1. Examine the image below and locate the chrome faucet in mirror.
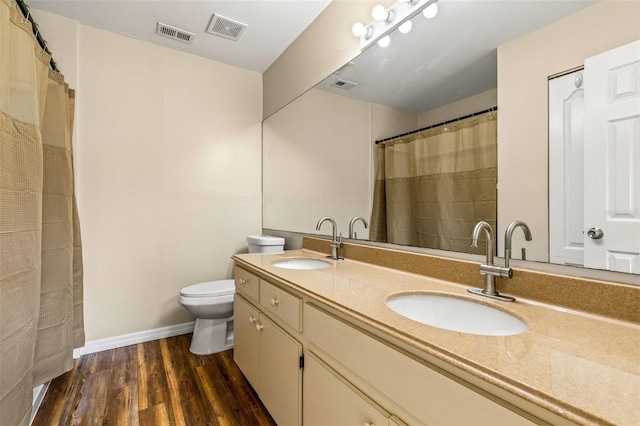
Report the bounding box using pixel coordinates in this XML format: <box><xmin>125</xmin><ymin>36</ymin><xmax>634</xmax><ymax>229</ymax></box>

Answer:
<box><xmin>349</xmin><ymin>216</ymin><xmax>369</xmax><ymax>240</ymax></box>
<box><xmin>316</xmin><ymin>217</ymin><xmax>344</xmax><ymax>261</ymax></box>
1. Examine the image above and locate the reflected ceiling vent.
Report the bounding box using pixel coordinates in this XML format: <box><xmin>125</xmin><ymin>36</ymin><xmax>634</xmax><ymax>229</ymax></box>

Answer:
<box><xmin>156</xmin><ymin>22</ymin><xmax>195</xmax><ymax>44</ymax></box>
<box><xmin>331</xmin><ymin>79</ymin><xmax>358</xmax><ymax>90</ymax></box>
<box><xmin>206</xmin><ymin>14</ymin><xmax>248</xmax><ymax>41</ymax></box>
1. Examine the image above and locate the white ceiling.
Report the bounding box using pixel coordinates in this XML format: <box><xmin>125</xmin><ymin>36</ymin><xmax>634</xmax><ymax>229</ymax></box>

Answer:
<box><xmin>29</xmin><ymin>0</ymin><xmax>331</xmax><ymax>73</ymax></box>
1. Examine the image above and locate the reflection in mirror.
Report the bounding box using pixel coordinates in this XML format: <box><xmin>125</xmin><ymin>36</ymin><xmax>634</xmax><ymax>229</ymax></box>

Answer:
<box><xmin>369</xmin><ymin>110</ymin><xmax>497</xmax><ymax>255</ymax></box>
<box><xmin>549</xmin><ymin>41</ymin><xmax>640</xmax><ymax>275</ymax></box>
<box><xmin>263</xmin><ymin>0</ymin><xmax>640</xmax><ymax>275</ymax></box>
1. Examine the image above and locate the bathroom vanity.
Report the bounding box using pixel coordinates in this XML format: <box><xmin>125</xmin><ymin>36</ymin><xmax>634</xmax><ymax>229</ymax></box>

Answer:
<box><xmin>232</xmin><ymin>238</ymin><xmax>639</xmax><ymax>426</ymax></box>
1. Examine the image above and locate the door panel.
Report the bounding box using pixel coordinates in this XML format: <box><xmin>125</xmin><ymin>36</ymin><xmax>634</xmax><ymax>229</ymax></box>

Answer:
<box><xmin>584</xmin><ymin>40</ymin><xmax>640</xmax><ymax>273</ymax></box>
<box><xmin>549</xmin><ymin>70</ymin><xmax>585</xmax><ymax>266</ymax></box>
<box><xmin>233</xmin><ymin>296</ymin><xmax>260</xmax><ymax>391</ymax></box>
<box><xmin>258</xmin><ymin>314</ymin><xmax>302</xmax><ymax>426</ymax></box>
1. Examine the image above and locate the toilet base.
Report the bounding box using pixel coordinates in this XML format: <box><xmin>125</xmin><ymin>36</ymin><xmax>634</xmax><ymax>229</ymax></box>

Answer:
<box><xmin>189</xmin><ymin>317</ymin><xmax>234</xmax><ymax>355</ymax></box>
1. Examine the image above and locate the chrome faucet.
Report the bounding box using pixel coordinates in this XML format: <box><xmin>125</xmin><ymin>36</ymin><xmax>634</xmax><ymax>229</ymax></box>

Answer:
<box><xmin>468</xmin><ymin>221</ymin><xmax>513</xmax><ymax>302</ymax></box>
<box><xmin>468</xmin><ymin>220</ymin><xmax>533</xmax><ymax>302</ymax></box>
<box><xmin>504</xmin><ymin>220</ymin><xmax>533</xmax><ymax>269</ymax></box>
<box><xmin>348</xmin><ymin>216</ymin><xmax>369</xmax><ymax>239</ymax></box>
<box><xmin>316</xmin><ymin>216</ymin><xmax>344</xmax><ymax>260</ymax></box>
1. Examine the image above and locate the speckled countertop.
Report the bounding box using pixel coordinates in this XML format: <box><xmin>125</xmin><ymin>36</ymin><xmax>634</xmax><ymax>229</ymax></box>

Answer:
<box><xmin>233</xmin><ymin>248</ymin><xmax>640</xmax><ymax>426</ymax></box>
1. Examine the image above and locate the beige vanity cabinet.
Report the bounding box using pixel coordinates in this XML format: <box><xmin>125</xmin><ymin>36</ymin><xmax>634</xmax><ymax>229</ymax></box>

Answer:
<box><xmin>303</xmin><ymin>351</ymin><xmax>392</xmax><ymax>426</ymax></box>
<box><xmin>304</xmin><ymin>303</ymin><xmax>537</xmax><ymax>426</ymax></box>
<box><xmin>233</xmin><ymin>267</ymin><xmax>303</xmax><ymax>426</ymax></box>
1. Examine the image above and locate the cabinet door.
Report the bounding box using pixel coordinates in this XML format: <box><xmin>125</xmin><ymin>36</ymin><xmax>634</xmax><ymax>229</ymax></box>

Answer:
<box><xmin>303</xmin><ymin>352</ymin><xmax>389</xmax><ymax>426</ymax></box>
<box><xmin>233</xmin><ymin>296</ymin><xmax>260</xmax><ymax>391</ymax></box>
<box><xmin>258</xmin><ymin>314</ymin><xmax>302</xmax><ymax>426</ymax></box>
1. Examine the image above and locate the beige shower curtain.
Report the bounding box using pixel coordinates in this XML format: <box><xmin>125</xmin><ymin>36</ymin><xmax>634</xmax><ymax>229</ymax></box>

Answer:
<box><xmin>0</xmin><ymin>1</ymin><xmax>84</xmax><ymax>425</ymax></box>
<box><xmin>370</xmin><ymin>111</ymin><xmax>497</xmax><ymax>253</ymax></box>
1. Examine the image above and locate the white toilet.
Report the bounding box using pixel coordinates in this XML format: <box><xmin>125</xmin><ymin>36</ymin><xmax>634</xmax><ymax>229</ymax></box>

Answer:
<box><xmin>179</xmin><ymin>279</ymin><xmax>236</xmax><ymax>355</ymax></box>
<box><xmin>178</xmin><ymin>235</ymin><xmax>285</xmax><ymax>355</ymax></box>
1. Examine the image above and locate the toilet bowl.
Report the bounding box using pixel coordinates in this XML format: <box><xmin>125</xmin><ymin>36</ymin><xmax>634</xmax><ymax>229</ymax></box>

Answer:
<box><xmin>178</xmin><ymin>235</ymin><xmax>285</xmax><ymax>355</ymax></box>
<box><xmin>178</xmin><ymin>279</ymin><xmax>235</xmax><ymax>355</ymax></box>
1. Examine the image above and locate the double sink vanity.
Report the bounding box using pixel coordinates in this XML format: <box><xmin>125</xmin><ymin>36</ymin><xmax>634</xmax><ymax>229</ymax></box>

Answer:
<box><xmin>232</xmin><ymin>237</ymin><xmax>639</xmax><ymax>426</ymax></box>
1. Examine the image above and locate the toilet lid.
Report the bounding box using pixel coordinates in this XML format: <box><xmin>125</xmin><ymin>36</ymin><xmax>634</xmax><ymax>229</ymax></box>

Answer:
<box><xmin>180</xmin><ymin>279</ymin><xmax>235</xmax><ymax>297</ymax></box>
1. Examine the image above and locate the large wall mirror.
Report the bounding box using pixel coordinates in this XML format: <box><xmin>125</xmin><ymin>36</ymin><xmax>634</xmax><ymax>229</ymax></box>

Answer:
<box><xmin>263</xmin><ymin>0</ymin><xmax>640</xmax><ymax>277</ymax></box>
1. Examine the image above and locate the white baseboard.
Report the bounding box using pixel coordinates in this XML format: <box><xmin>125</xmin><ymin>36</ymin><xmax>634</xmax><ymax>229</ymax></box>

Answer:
<box><xmin>30</xmin><ymin>382</ymin><xmax>50</xmax><ymax>426</ymax></box>
<box><xmin>73</xmin><ymin>321</ymin><xmax>195</xmax><ymax>358</ymax></box>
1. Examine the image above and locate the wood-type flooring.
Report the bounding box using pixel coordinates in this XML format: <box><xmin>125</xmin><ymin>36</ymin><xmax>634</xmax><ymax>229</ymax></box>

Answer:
<box><xmin>32</xmin><ymin>334</ymin><xmax>276</xmax><ymax>426</ymax></box>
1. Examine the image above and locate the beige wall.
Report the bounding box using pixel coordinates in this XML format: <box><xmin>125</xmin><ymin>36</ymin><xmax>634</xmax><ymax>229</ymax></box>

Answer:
<box><xmin>418</xmin><ymin>89</ymin><xmax>497</xmax><ymax>128</ymax></box>
<box><xmin>263</xmin><ymin>88</ymin><xmax>373</xmax><ymax>237</ymax></box>
<box><xmin>263</xmin><ymin>0</ymin><xmax>393</xmax><ymax>119</ymax></box>
<box><xmin>498</xmin><ymin>0</ymin><xmax>640</xmax><ymax>261</ymax></box>
<box><xmin>263</xmin><ymin>89</ymin><xmax>417</xmax><ymax>239</ymax></box>
<box><xmin>33</xmin><ymin>12</ymin><xmax>263</xmax><ymax>341</ymax></box>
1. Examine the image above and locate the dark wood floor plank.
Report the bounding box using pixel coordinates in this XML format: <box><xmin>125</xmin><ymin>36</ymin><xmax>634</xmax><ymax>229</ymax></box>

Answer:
<box><xmin>138</xmin><ymin>339</ymin><xmax>175</xmax><ymax>424</ymax></box>
<box><xmin>89</xmin><ymin>348</ymin><xmax>114</xmax><ymax>374</ymax></box>
<box><xmin>160</xmin><ymin>338</ymin><xmax>187</xmax><ymax>426</ymax></box>
<box><xmin>167</xmin><ymin>334</ymin><xmax>219</xmax><ymax>425</ymax></box>
<box><xmin>139</xmin><ymin>402</ymin><xmax>172</xmax><ymax>426</ymax></box>
<box><xmin>74</xmin><ymin>368</ymin><xmax>110</xmax><ymax>425</ymax></box>
<box><xmin>103</xmin><ymin>384</ymin><xmax>139</xmax><ymax>426</ymax></box>
<box><xmin>110</xmin><ymin>344</ymin><xmax>138</xmax><ymax>390</ymax></box>
<box><xmin>32</xmin><ymin>334</ymin><xmax>274</xmax><ymax>426</ymax></box>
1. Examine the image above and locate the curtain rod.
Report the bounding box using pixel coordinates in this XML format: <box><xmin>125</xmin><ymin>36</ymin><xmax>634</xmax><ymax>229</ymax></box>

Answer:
<box><xmin>375</xmin><ymin>106</ymin><xmax>498</xmax><ymax>145</ymax></box>
<box><xmin>15</xmin><ymin>0</ymin><xmax>60</xmax><ymax>72</ymax></box>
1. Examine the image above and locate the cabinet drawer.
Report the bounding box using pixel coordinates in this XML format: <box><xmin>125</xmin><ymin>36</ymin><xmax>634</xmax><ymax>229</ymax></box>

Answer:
<box><xmin>304</xmin><ymin>351</ymin><xmax>389</xmax><ymax>426</ymax></box>
<box><xmin>260</xmin><ymin>280</ymin><xmax>302</xmax><ymax>332</ymax></box>
<box><xmin>234</xmin><ymin>266</ymin><xmax>259</xmax><ymax>301</ymax></box>
<box><xmin>304</xmin><ymin>304</ymin><xmax>535</xmax><ymax>426</ymax></box>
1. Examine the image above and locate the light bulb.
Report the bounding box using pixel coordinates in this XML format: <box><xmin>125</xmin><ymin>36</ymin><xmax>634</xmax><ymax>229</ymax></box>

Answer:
<box><xmin>399</xmin><ymin>21</ymin><xmax>412</xmax><ymax>34</ymax></box>
<box><xmin>377</xmin><ymin>35</ymin><xmax>391</xmax><ymax>48</ymax></box>
<box><xmin>422</xmin><ymin>3</ymin><xmax>438</xmax><ymax>19</ymax></box>
<box><xmin>352</xmin><ymin>22</ymin><xmax>365</xmax><ymax>37</ymax></box>
<box><xmin>372</xmin><ymin>5</ymin><xmax>390</xmax><ymax>21</ymax></box>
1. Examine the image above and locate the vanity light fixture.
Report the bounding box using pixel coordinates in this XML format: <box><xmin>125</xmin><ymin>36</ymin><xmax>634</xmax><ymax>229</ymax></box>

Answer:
<box><xmin>353</xmin><ymin>0</ymin><xmax>438</xmax><ymax>50</ymax></box>
<box><xmin>378</xmin><ymin>35</ymin><xmax>391</xmax><ymax>48</ymax></box>
<box><xmin>352</xmin><ymin>22</ymin><xmax>373</xmax><ymax>39</ymax></box>
<box><xmin>422</xmin><ymin>3</ymin><xmax>438</xmax><ymax>19</ymax></box>
<box><xmin>372</xmin><ymin>5</ymin><xmax>394</xmax><ymax>22</ymax></box>
<box><xmin>399</xmin><ymin>21</ymin><xmax>412</xmax><ymax>34</ymax></box>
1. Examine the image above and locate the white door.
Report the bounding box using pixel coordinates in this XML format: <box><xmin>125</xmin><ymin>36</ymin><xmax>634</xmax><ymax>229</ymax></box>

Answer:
<box><xmin>584</xmin><ymin>40</ymin><xmax>640</xmax><ymax>273</ymax></box>
<box><xmin>549</xmin><ymin>70</ymin><xmax>585</xmax><ymax>267</ymax></box>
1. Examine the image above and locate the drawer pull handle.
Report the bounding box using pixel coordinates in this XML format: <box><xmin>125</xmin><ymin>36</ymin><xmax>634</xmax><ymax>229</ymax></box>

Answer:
<box><xmin>270</xmin><ymin>297</ymin><xmax>279</xmax><ymax>307</ymax></box>
<box><xmin>255</xmin><ymin>323</ymin><xmax>264</xmax><ymax>332</ymax></box>
<box><xmin>239</xmin><ymin>278</ymin><xmax>247</xmax><ymax>285</ymax></box>
<box><xmin>364</xmin><ymin>423</ymin><xmax>375</xmax><ymax>426</ymax></box>
<box><xmin>248</xmin><ymin>316</ymin><xmax>256</xmax><ymax>324</ymax></box>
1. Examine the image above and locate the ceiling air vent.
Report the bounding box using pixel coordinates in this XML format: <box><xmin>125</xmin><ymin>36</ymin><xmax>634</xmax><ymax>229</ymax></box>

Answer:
<box><xmin>331</xmin><ymin>80</ymin><xmax>358</xmax><ymax>90</ymax></box>
<box><xmin>156</xmin><ymin>22</ymin><xmax>195</xmax><ymax>44</ymax></box>
<box><xmin>206</xmin><ymin>14</ymin><xmax>248</xmax><ymax>41</ymax></box>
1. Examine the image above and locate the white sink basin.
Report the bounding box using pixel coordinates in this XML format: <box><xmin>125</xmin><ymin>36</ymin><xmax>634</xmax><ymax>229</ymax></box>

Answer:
<box><xmin>272</xmin><ymin>258</ymin><xmax>331</xmax><ymax>270</ymax></box>
<box><xmin>386</xmin><ymin>294</ymin><xmax>527</xmax><ymax>336</ymax></box>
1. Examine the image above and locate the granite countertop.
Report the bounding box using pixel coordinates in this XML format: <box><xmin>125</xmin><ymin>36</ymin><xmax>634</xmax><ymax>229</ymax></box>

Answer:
<box><xmin>233</xmin><ymin>249</ymin><xmax>640</xmax><ymax>426</ymax></box>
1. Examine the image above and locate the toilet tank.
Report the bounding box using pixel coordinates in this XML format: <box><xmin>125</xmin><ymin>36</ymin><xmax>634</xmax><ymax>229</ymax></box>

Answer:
<box><xmin>247</xmin><ymin>235</ymin><xmax>285</xmax><ymax>253</ymax></box>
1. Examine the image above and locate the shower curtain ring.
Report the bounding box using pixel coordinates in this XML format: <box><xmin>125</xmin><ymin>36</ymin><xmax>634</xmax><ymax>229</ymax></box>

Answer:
<box><xmin>42</xmin><ymin>40</ymin><xmax>48</xmax><ymax>54</ymax></box>
<box><xmin>21</xmin><ymin>5</ymin><xmax>31</xmax><ymax>24</ymax></box>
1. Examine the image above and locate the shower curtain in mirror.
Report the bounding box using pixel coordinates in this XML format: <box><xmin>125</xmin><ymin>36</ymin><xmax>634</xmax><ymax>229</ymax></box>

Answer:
<box><xmin>1</xmin><ymin>1</ymin><xmax>84</xmax><ymax>425</ymax></box>
<box><xmin>370</xmin><ymin>111</ymin><xmax>497</xmax><ymax>253</ymax></box>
